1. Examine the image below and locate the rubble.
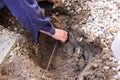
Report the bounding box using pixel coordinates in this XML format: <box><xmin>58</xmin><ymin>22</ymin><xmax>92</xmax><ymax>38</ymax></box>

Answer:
<box><xmin>82</xmin><ymin>0</ymin><xmax>120</xmax><ymax>79</ymax></box>
<box><xmin>0</xmin><ymin>26</ymin><xmax>18</xmax><ymax>64</ymax></box>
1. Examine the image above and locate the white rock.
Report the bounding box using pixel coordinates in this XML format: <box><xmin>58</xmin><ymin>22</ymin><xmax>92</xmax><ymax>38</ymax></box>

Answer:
<box><xmin>104</xmin><ymin>66</ymin><xmax>110</xmax><ymax>70</ymax></box>
<box><xmin>109</xmin><ymin>57</ymin><xmax>117</xmax><ymax>62</ymax></box>
<box><xmin>117</xmin><ymin>66</ymin><xmax>120</xmax><ymax>71</ymax></box>
<box><xmin>77</xmin><ymin>37</ymin><xmax>83</xmax><ymax>43</ymax></box>
<box><xmin>112</xmin><ymin>67</ymin><xmax>117</xmax><ymax>71</ymax></box>
<box><xmin>118</xmin><ymin>61</ymin><xmax>120</xmax><ymax>65</ymax></box>
<box><xmin>111</xmin><ymin>31</ymin><xmax>120</xmax><ymax>61</ymax></box>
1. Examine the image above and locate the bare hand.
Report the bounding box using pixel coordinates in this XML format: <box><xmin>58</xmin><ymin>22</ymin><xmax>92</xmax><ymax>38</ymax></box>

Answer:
<box><xmin>51</xmin><ymin>28</ymin><xmax>68</xmax><ymax>43</ymax></box>
<box><xmin>40</xmin><ymin>28</ymin><xmax>68</xmax><ymax>43</ymax></box>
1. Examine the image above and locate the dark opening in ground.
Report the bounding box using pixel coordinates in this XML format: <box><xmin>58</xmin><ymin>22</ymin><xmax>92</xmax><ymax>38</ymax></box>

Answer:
<box><xmin>0</xmin><ymin>2</ymin><xmax>105</xmax><ymax>80</ymax></box>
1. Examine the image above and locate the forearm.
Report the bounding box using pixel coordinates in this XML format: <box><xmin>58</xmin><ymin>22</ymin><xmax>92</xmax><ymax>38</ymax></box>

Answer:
<box><xmin>0</xmin><ymin>0</ymin><xmax>5</xmax><ymax>9</ymax></box>
<box><xmin>3</xmin><ymin>0</ymin><xmax>55</xmax><ymax>43</ymax></box>
<box><xmin>38</xmin><ymin>0</ymin><xmax>58</xmax><ymax>3</ymax></box>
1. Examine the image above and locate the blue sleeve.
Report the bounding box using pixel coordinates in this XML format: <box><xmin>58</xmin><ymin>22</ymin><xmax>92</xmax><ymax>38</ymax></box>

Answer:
<box><xmin>3</xmin><ymin>0</ymin><xmax>55</xmax><ymax>43</ymax></box>
<box><xmin>0</xmin><ymin>0</ymin><xmax>5</xmax><ymax>9</ymax></box>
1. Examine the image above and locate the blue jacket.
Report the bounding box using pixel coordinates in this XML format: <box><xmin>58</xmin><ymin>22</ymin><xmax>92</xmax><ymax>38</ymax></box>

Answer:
<box><xmin>0</xmin><ymin>0</ymin><xmax>55</xmax><ymax>43</ymax></box>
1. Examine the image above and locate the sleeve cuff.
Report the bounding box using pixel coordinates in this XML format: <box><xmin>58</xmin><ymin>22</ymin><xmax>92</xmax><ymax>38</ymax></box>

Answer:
<box><xmin>49</xmin><ymin>26</ymin><xmax>55</xmax><ymax>35</ymax></box>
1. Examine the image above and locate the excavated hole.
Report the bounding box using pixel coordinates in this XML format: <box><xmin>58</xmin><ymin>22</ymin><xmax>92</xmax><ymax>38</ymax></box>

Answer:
<box><xmin>0</xmin><ymin>6</ymin><xmax>102</xmax><ymax>80</ymax></box>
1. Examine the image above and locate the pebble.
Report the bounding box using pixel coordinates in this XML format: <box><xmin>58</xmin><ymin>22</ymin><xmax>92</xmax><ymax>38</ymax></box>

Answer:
<box><xmin>92</xmin><ymin>63</ymin><xmax>98</xmax><ymax>68</ymax></box>
<box><xmin>109</xmin><ymin>57</ymin><xmax>117</xmax><ymax>62</ymax></box>
<box><xmin>75</xmin><ymin>47</ymin><xmax>81</xmax><ymax>54</ymax></box>
<box><xmin>118</xmin><ymin>61</ymin><xmax>120</xmax><ymax>65</ymax></box>
<box><xmin>112</xmin><ymin>67</ymin><xmax>117</xmax><ymax>71</ymax></box>
<box><xmin>104</xmin><ymin>66</ymin><xmax>110</xmax><ymax>70</ymax></box>
<box><xmin>77</xmin><ymin>37</ymin><xmax>83</xmax><ymax>43</ymax></box>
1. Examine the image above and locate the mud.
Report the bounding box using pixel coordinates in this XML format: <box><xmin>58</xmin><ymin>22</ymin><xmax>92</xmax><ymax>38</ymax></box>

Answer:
<box><xmin>0</xmin><ymin>0</ymin><xmax>117</xmax><ymax>80</ymax></box>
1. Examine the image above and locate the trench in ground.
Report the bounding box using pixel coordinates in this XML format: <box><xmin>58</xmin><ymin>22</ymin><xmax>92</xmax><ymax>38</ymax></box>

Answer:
<box><xmin>0</xmin><ymin>6</ymin><xmax>103</xmax><ymax>80</ymax></box>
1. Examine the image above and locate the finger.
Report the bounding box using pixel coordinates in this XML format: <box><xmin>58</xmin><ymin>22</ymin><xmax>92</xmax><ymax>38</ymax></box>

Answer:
<box><xmin>54</xmin><ymin>0</ymin><xmax>58</xmax><ymax>3</ymax></box>
<box><xmin>63</xmin><ymin>33</ymin><xmax>68</xmax><ymax>42</ymax></box>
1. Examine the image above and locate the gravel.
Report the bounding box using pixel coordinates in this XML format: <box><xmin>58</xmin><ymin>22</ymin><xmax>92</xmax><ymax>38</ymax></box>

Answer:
<box><xmin>81</xmin><ymin>0</ymin><xmax>120</xmax><ymax>79</ymax></box>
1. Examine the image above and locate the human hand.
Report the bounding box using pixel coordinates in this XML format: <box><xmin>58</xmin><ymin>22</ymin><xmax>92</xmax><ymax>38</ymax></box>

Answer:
<box><xmin>48</xmin><ymin>0</ymin><xmax>58</xmax><ymax>3</ymax></box>
<box><xmin>40</xmin><ymin>28</ymin><xmax>68</xmax><ymax>43</ymax></box>
<box><xmin>51</xmin><ymin>28</ymin><xmax>68</xmax><ymax>43</ymax></box>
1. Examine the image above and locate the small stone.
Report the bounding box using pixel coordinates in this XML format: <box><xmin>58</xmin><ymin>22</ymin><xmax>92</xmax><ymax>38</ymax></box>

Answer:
<box><xmin>109</xmin><ymin>57</ymin><xmax>117</xmax><ymax>62</ymax></box>
<box><xmin>118</xmin><ymin>61</ymin><xmax>120</xmax><ymax>65</ymax></box>
<box><xmin>92</xmin><ymin>63</ymin><xmax>98</xmax><ymax>68</ymax></box>
<box><xmin>117</xmin><ymin>66</ymin><xmax>120</xmax><ymax>71</ymax></box>
<box><xmin>0</xmin><ymin>30</ymin><xmax>18</xmax><ymax>64</ymax></box>
<box><xmin>104</xmin><ymin>66</ymin><xmax>110</xmax><ymax>70</ymax></box>
<box><xmin>77</xmin><ymin>37</ymin><xmax>83</xmax><ymax>43</ymax></box>
<box><xmin>112</xmin><ymin>67</ymin><xmax>117</xmax><ymax>71</ymax></box>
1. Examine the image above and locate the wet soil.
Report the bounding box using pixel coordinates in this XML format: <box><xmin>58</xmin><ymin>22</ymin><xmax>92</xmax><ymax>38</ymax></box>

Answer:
<box><xmin>0</xmin><ymin>0</ymin><xmax>117</xmax><ymax>80</ymax></box>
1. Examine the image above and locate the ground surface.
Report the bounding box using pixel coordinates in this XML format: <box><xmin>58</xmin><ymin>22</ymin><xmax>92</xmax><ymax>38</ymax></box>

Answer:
<box><xmin>0</xmin><ymin>0</ymin><xmax>119</xmax><ymax>80</ymax></box>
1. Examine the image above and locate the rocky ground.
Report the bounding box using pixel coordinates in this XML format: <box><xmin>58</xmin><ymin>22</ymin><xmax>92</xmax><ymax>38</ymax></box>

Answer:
<box><xmin>0</xmin><ymin>0</ymin><xmax>120</xmax><ymax>80</ymax></box>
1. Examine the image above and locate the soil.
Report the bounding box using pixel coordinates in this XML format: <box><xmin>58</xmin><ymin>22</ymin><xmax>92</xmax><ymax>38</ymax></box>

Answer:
<box><xmin>0</xmin><ymin>0</ymin><xmax>117</xmax><ymax>80</ymax></box>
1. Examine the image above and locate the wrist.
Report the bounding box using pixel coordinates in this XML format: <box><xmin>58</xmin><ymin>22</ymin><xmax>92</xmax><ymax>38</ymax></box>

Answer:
<box><xmin>48</xmin><ymin>0</ymin><xmax>58</xmax><ymax>3</ymax></box>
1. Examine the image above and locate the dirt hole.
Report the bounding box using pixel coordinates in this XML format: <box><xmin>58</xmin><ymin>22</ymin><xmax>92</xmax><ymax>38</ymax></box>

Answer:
<box><xmin>0</xmin><ymin>2</ymin><xmax>103</xmax><ymax>80</ymax></box>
